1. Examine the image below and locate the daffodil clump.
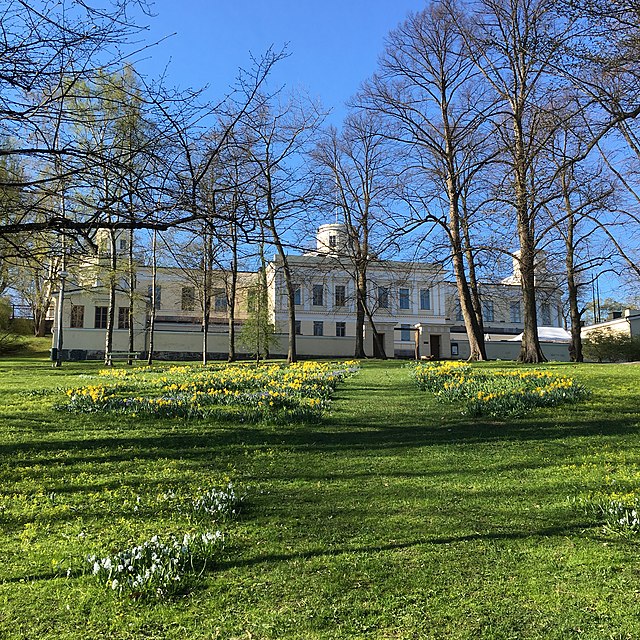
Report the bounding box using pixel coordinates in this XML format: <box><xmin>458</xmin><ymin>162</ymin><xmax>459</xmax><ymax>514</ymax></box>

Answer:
<box><xmin>61</xmin><ymin>360</ymin><xmax>359</xmax><ymax>423</ymax></box>
<box><xmin>412</xmin><ymin>362</ymin><xmax>588</xmax><ymax>418</ymax></box>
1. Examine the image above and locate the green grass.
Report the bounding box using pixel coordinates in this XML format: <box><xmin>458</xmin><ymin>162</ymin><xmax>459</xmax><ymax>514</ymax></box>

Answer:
<box><xmin>1</xmin><ymin>357</ymin><xmax>640</xmax><ymax>639</ymax></box>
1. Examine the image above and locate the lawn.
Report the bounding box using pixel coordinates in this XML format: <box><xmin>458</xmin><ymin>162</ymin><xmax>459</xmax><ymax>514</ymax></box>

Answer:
<box><xmin>1</xmin><ymin>355</ymin><xmax>640</xmax><ymax>639</ymax></box>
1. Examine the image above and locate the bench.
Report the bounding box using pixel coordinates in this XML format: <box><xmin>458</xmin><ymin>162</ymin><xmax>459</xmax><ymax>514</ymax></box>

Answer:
<box><xmin>104</xmin><ymin>351</ymin><xmax>143</xmax><ymax>364</ymax></box>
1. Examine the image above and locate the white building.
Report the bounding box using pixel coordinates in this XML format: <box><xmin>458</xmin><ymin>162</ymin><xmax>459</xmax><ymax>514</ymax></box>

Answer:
<box><xmin>50</xmin><ymin>224</ymin><xmax>570</xmax><ymax>361</ymax></box>
<box><xmin>581</xmin><ymin>309</ymin><xmax>640</xmax><ymax>341</ymax></box>
<box><xmin>266</xmin><ymin>224</ymin><xmax>568</xmax><ymax>360</ymax></box>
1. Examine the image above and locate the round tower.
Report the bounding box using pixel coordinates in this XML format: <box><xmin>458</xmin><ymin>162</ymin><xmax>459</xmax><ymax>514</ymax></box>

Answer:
<box><xmin>315</xmin><ymin>223</ymin><xmax>349</xmax><ymax>255</ymax></box>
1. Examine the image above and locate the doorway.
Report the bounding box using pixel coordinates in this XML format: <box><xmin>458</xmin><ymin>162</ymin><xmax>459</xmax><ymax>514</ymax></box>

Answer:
<box><xmin>430</xmin><ymin>334</ymin><xmax>441</xmax><ymax>359</ymax></box>
<box><xmin>373</xmin><ymin>333</ymin><xmax>386</xmax><ymax>359</ymax></box>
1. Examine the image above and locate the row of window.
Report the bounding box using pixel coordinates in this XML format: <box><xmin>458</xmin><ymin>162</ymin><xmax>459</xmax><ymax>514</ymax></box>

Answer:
<box><xmin>142</xmin><ymin>286</ymin><xmax>229</xmax><ymax>313</ymax></box>
<box><xmin>139</xmin><ymin>284</ymin><xmax>435</xmax><ymax>315</ymax></box>
<box><xmin>72</xmin><ymin>304</ymin><xmax>352</xmax><ymax>337</ymax></box>
<box><xmin>180</xmin><ymin>286</ymin><xmax>227</xmax><ymax>312</ymax></box>
<box><xmin>294</xmin><ymin>285</ymin><xmax>432</xmax><ymax>311</ymax></box>
<box><xmin>454</xmin><ymin>300</ymin><xmax>555</xmax><ymax>325</ymax></box>
<box><xmin>294</xmin><ymin>321</ymin><xmax>347</xmax><ymax>337</ymax></box>
<box><xmin>71</xmin><ymin>305</ymin><xmax>131</xmax><ymax>330</ymax></box>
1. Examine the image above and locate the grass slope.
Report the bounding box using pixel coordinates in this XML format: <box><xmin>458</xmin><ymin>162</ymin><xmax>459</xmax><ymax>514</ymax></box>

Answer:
<box><xmin>1</xmin><ymin>358</ymin><xmax>640</xmax><ymax>639</ymax></box>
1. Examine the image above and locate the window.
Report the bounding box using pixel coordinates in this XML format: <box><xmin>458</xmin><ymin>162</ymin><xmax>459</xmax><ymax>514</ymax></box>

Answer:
<box><xmin>334</xmin><ymin>285</ymin><xmax>346</xmax><ymax>307</ymax></box>
<box><xmin>118</xmin><ymin>307</ymin><xmax>130</xmax><ymax>330</ymax></box>
<box><xmin>399</xmin><ymin>288</ymin><xmax>410</xmax><ymax>310</ymax></box>
<box><xmin>313</xmin><ymin>321</ymin><xmax>324</xmax><ymax>336</ymax></box>
<box><xmin>420</xmin><ymin>288</ymin><xmax>431</xmax><ymax>311</ymax></box>
<box><xmin>181</xmin><ymin>286</ymin><xmax>195</xmax><ymax>311</ymax></box>
<box><xmin>400</xmin><ymin>323</ymin><xmax>411</xmax><ymax>342</ymax></box>
<box><xmin>329</xmin><ymin>234</ymin><xmax>337</xmax><ymax>248</ymax></box>
<box><xmin>377</xmin><ymin>286</ymin><xmax>389</xmax><ymax>309</ymax></box>
<box><xmin>294</xmin><ymin>286</ymin><xmax>301</xmax><ymax>306</ymax></box>
<box><xmin>455</xmin><ymin>304</ymin><xmax>463</xmax><ymax>322</ymax></box>
<box><xmin>147</xmin><ymin>284</ymin><xmax>161</xmax><ymax>310</ymax></box>
<box><xmin>336</xmin><ymin>321</ymin><xmax>346</xmax><ymax>337</ymax></box>
<box><xmin>214</xmin><ymin>293</ymin><xmax>227</xmax><ymax>312</ymax></box>
<box><xmin>70</xmin><ymin>304</ymin><xmax>84</xmax><ymax>328</ymax></box>
<box><xmin>482</xmin><ymin>299</ymin><xmax>494</xmax><ymax>322</ymax></box>
<box><xmin>312</xmin><ymin>284</ymin><xmax>324</xmax><ymax>306</ymax></box>
<box><xmin>295</xmin><ymin>320</ymin><xmax>302</xmax><ymax>335</ymax></box>
<box><xmin>94</xmin><ymin>306</ymin><xmax>108</xmax><ymax>329</ymax></box>
<box><xmin>451</xmin><ymin>343</ymin><xmax>459</xmax><ymax>356</ymax></box>
<box><xmin>118</xmin><ymin>238</ymin><xmax>127</xmax><ymax>252</ymax></box>
<box><xmin>510</xmin><ymin>301</ymin><xmax>522</xmax><ymax>323</ymax></box>
<box><xmin>541</xmin><ymin>302</ymin><xmax>551</xmax><ymax>326</ymax></box>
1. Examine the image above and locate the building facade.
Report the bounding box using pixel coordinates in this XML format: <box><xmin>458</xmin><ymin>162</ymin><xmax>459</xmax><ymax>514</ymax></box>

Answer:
<box><xmin>581</xmin><ymin>309</ymin><xmax>640</xmax><ymax>341</ymax></box>
<box><xmin>50</xmin><ymin>224</ymin><xmax>570</xmax><ymax>361</ymax></box>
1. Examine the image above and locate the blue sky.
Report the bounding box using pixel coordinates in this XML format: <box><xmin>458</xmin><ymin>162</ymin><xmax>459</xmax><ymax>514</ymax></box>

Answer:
<box><xmin>135</xmin><ymin>1</ymin><xmax>426</xmax><ymax>124</ymax></box>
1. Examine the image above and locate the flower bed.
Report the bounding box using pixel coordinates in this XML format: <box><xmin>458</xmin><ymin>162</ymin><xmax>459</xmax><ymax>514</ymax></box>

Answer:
<box><xmin>411</xmin><ymin>361</ymin><xmax>588</xmax><ymax>418</ymax></box>
<box><xmin>86</xmin><ymin>482</ymin><xmax>241</xmax><ymax>600</ymax></box>
<box><xmin>88</xmin><ymin>531</ymin><xmax>224</xmax><ymax>599</ymax></box>
<box><xmin>59</xmin><ymin>360</ymin><xmax>359</xmax><ymax>423</ymax></box>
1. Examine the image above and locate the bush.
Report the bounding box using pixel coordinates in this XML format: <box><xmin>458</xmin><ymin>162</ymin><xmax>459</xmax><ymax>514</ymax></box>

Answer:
<box><xmin>583</xmin><ymin>329</ymin><xmax>640</xmax><ymax>362</ymax></box>
<box><xmin>0</xmin><ymin>332</ymin><xmax>27</xmax><ymax>355</ymax></box>
<box><xmin>10</xmin><ymin>318</ymin><xmax>35</xmax><ymax>335</ymax></box>
<box><xmin>0</xmin><ymin>298</ymin><xmax>11</xmax><ymax>331</ymax></box>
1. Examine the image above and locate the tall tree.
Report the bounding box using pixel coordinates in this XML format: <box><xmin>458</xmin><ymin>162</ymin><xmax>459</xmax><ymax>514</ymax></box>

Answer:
<box><xmin>360</xmin><ymin>1</ymin><xmax>496</xmax><ymax>360</ymax></box>
<box><xmin>313</xmin><ymin>113</ymin><xmax>400</xmax><ymax>359</ymax></box>
<box><xmin>456</xmin><ymin>0</ymin><xmax>577</xmax><ymax>362</ymax></box>
<box><xmin>543</xmin><ymin>119</ymin><xmax>615</xmax><ymax>361</ymax></box>
<box><xmin>240</xmin><ymin>92</ymin><xmax>325</xmax><ymax>363</ymax></box>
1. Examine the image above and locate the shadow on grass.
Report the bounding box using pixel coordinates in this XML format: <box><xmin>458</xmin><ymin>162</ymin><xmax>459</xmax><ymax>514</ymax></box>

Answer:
<box><xmin>1</xmin><ymin>410</ymin><xmax>639</xmax><ymax>467</ymax></box>
<box><xmin>217</xmin><ymin>521</ymin><xmax>597</xmax><ymax>571</ymax></box>
<box><xmin>0</xmin><ymin>520</ymin><xmax>599</xmax><ymax>586</ymax></box>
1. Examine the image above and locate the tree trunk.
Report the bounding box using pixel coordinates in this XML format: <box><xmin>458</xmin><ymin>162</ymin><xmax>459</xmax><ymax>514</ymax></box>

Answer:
<box><xmin>227</xmin><ymin>268</ymin><xmax>237</xmax><ymax>362</ymax></box>
<box><xmin>513</xmin><ymin>119</ymin><xmax>545</xmax><ymax>364</ymax></box>
<box><xmin>35</xmin><ymin>315</ymin><xmax>47</xmax><ymax>338</ymax></box>
<box><xmin>448</xmin><ymin>189</ymin><xmax>487</xmax><ymax>361</ymax></box>
<box><xmin>147</xmin><ymin>230</ymin><xmax>157</xmax><ymax>366</ymax></box>
<box><xmin>227</xmin><ymin>216</ymin><xmax>239</xmax><ymax>362</ymax></box>
<box><xmin>460</xmin><ymin>208</ymin><xmax>485</xmax><ymax>340</ymax></box>
<box><xmin>201</xmin><ymin>225</ymin><xmax>214</xmax><ymax>366</ymax></box>
<box><xmin>362</xmin><ymin>298</ymin><xmax>386</xmax><ymax>359</ymax></box>
<box><xmin>104</xmin><ymin>230</ymin><xmax>117</xmax><ymax>366</ymax></box>
<box><xmin>518</xmin><ymin>241</ymin><xmax>546</xmax><ymax>363</ymax></box>
<box><xmin>565</xmin><ymin>218</ymin><xmax>583</xmax><ymax>362</ymax></box>
<box><xmin>354</xmin><ymin>264</ymin><xmax>367</xmax><ymax>358</ymax></box>
<box><xmin>202</xmin><ymin>292</ymin><xmax>210</xmax><ymax>365</ymax></box>
<box><xmin>127</xmin><ymin>226</ymin><xmax>135</xmax><ymax>365</ymax></box>
<box><xmin>268</xmin><ymin>226</ymin><xmax>297</xmax><ymax>363</ymax></box>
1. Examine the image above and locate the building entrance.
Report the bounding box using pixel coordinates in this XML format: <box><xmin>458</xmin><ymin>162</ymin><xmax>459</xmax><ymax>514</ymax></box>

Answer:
<box><xmin>430</xmin><ymin>334</ymin><xmax>441</xmax><ymax>359</ymax></box>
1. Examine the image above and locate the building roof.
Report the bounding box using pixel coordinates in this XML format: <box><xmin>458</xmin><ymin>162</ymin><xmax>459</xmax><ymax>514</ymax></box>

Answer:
<box><xmin>506</xmin><ymin>327</ymin><xmax>572</xmax><ymax>342</ymax></box>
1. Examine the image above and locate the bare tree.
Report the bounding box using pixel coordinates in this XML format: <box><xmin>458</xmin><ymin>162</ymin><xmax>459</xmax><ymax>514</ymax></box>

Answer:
<box><xmin>453</xmin><ymin>0</ymin><xmax>581</xmax><ymax>362</ymax></box>
<box><xmin>359</xmin><ymin>1</ymin><xmax>497</xmax><ymax>360</ymax></box>
<box><xmin>0</xmin><ymin>0</ymin><xmax>155</xmax><ymax>241</ymax></box>
<box><xmin>541</xmin><ymin>117</ymin><xmax>616</xmax><ymax>361</ymax></box>
<box><xmin>313</xmin><ymin>113</ymin><xmax>401</xmax><ymax>358</ymax></box>
<box><xmin>240</xmin><ymin>91</ymin><xmax>325</xmax><ymax>363</ymax></box>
